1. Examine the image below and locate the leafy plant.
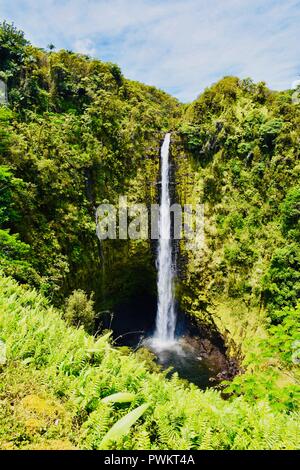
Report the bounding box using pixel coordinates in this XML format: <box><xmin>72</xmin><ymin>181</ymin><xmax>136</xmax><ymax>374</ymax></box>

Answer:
<box><xmin>99</xmin><ymin>403</ymin><xmax>149</xmax><ymax>448</ymax></box>
<box><xmin>101</xmin><ymin>392</ymin><xmax>135</xmax><ymax>404</ymax></box>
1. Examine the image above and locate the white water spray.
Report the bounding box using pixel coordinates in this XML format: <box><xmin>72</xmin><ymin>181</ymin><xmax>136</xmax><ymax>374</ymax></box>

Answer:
<box><xmin>153</xmin><ymin>133</ymin><xmax>176</xmax><ymax>343</ymax></box>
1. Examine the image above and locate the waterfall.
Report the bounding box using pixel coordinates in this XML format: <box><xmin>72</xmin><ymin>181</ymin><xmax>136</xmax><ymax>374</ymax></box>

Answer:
<box><xmin>153</xmin><ymin>133</ymin><xmax>176</xmax><ymax>343</ymax></box>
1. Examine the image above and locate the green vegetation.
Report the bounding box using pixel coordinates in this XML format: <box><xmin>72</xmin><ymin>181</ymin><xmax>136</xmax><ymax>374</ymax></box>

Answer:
<box><xmin>0</xmin><ymin>23</ymin><xmax>300</xmax><ymax>450</ymax></box>
<box><xmin>0</xmin><ymin>21</ymin><xmax>179</xmax><ymax>308</ymax></box>
<box><xmin>178</xmin><ymin>75</ymin><xmax>300</xmax><ymax>316</ymax></box>
<box><xmin>175</xmin><ymin>75</ymin><xmax>300</xmax><ymax>421</ymax></box>
<box><xmin>64</xmin><ymin>289</ymin><xmax>95</xmax><ymax>333</ymax></box>
<box><xmin>0</xmin><ymin>276</ymin><xmax>299</xmax><ymax>450</ymax></box>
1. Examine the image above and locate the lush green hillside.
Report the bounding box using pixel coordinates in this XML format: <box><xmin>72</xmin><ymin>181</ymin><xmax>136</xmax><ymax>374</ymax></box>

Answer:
<box><xmin>0</xmin><ymin>21</ymin><xmax>179</xmax><ymax>309</ymax></box>
<box><xmin>179</xmin><ymin>76</ymin><xmax>300</xmax><ymax>319</ymax></box>
<box><xmin>0</xmin><ymin>275</ymin><xmax>299</xmax><ymax>450</ymax></box>
<box><xmin>174</xmin><ymin>76</ymin><xmax>300</xmax><ymax>409</ymax></box>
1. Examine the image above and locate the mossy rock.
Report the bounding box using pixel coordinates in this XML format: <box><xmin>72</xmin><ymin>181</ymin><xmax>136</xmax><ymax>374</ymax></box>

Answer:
<box><xmin>15</xmin><ymin>394</ymin><xmax>67</xmax><ymax>436</ymax></box>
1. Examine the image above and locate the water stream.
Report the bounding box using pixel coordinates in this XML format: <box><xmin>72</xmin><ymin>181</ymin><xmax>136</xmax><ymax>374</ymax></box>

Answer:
<box><xmin>153</xmin><ymin>133</ymin><xmax>176</xmax><ymax>344</ymax></box>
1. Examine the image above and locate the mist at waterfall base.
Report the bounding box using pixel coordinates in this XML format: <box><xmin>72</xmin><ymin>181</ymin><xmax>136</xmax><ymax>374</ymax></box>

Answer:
<box><xmin>108</xmin><ymin>133</ymin><xmax>230</xmax><ymax>388</ymax></box>
<box><xmin>111</xmin><ymin>306</ymin><xmax>228</xmax><ymax>389</ymax></box>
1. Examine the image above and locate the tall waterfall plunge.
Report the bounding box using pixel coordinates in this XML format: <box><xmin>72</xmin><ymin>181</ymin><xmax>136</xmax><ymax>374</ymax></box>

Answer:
<box><xmin>142</xmin><ymin>135</ymin><xmax>229</xmax><ymax>388</ymax></box>
<box><xmin>153</xmin><ymin>133</ymin><xmax>176</xmax><ymax>343</ymax></box>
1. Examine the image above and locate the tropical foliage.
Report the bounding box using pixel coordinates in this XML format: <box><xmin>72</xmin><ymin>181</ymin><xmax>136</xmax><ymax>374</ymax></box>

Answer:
<box><xmin>0</xmin><ymin>276</ymin><xmax>299</xmax><ymax>450</ymax></box>
<box><xmin>0</xmin><ymin>23</ymin><xmax>299</xmax><ymax>450</ymax></box>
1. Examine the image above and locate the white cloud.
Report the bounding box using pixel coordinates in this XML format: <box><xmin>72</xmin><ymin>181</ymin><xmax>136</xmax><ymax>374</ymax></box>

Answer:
<box><xmin>73</xmin><ymin>38</ymin><xmax>96</xmax><ymax>56</ymax></box>
<box><xmin>292</xmin><ymin>79</ymin><xmax>300</xmax><ymax>89</ymax></box>
<box><xmin>0</xmin><ymin>0</ymin><xmax>299</xmax><ymax>101</ymax></box>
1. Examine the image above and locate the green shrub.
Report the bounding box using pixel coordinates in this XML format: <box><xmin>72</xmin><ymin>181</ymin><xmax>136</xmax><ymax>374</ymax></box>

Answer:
<box><xmin>64</xmin><ymin>289</ymin><xmax>95</xmax><ymax>333</ymax></box>
<box><xmin>281</xmin><ymin>186</ymin><xmax>300</xmax><ymax>241</ymax></box>
<box><xmin>262</xmin><ymin>244</ymin><xmax>300</xmax><ymax>317</ymax></box>
<box><xmin>259</xmin><ymin>118</ymin><xmax>283</xmax><ymax>149</ymax></box>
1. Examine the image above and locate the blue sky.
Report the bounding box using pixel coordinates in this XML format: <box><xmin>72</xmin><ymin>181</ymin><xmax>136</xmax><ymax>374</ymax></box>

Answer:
<box><xmin>1</xmin><ymin>0</ymin><xmax>300</xmax><ymax>102</ymax></box>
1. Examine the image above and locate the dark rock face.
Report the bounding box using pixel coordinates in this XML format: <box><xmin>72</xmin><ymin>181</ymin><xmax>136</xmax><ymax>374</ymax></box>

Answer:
<box><xmin>182</xmin><ymin>332</ymin><xmax>240</xmax><ymax>386</ymax></box>
<box><xmin>214</xmin><ymin>358</ymin><xmax>240</xmax><ymax>383</ymax></box>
